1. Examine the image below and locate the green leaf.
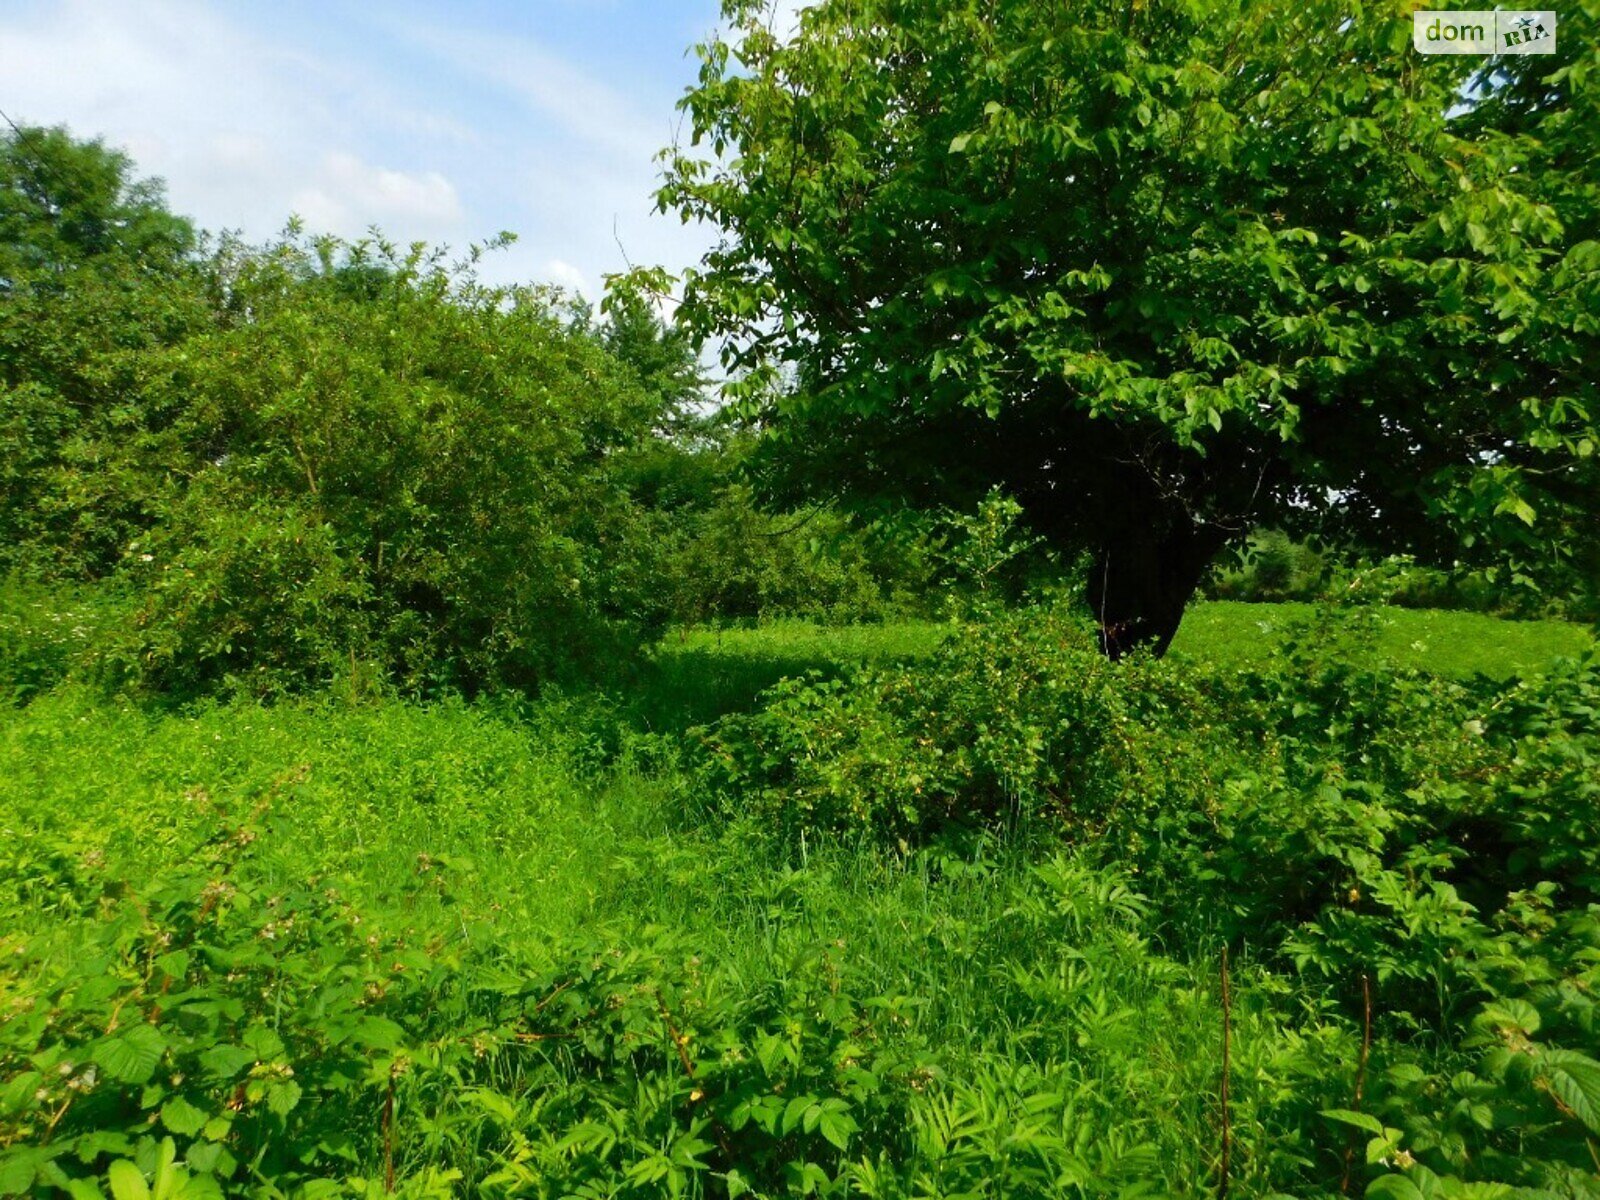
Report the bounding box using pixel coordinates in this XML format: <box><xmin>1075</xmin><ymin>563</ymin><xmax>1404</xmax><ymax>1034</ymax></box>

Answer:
<box><xmin>1534</xmin><ymin>1048</ymin><xmax>1600</xmax><ymax>1134</ymax></box>
<box><xmin>74</xmin><ymin>1133</ymin><xmax>134</xmax><ymax>1164</ymax></box>
<box><xmin>1321</xmin><ymin>1108</ymin><xmax>1383</xmax><ymax>1135</ymax></box>
<box><xmin>466</xmin><ymin>1090</ymin><xmax>518</xmax><ymax>1125</ymax></box>
<box><xmin>240</xmin><ymin>1026</ymin><xmax>284</xmax><ymax>1059</ymax></box>
<box><xmin>1366</xmin><ymin>1177</ymin><xmax>1424</xmax><ymax>1200</ymax></box>
<box><xmin>107</xmin><ymin>1162</ymin><xmax>150</xmax><ymax>1200</ymax></box>
<box><xmin>196</xmin><ymin>1045</ymin><xmax>253</xmax><ymax>1081</ymax></box>
<box><xmin>781</xmin><ymin>1095</ymin><xmax>813</xmax><ymax>1135</ymax></box>
<box><xmin>817</xmin><ymin>1108</ymin><xmax>858</xmax><ymax>1150</ymax></box>
<box><xmin>160</xmin><ymin>1096</ymin><xmax>207</xmax><ymax>1138</ymax></box>
<box><xmin>185</xmin><ymin>1143</ymin><xmax>223</xmax><ymax>1174</ymax></box>
<box><xmin>0</xmin><ymin>1148</ymin><xmax>42</xmax><ymax>1197</ymax></box>
<box><xmin>93</xmin><ymin>1025</ymin><xmax>166</xmax><ymax>1084</ymax></box>
<box><xmin>353</xmin><ymin>1017</ymin><xmax>405</xmax><ymax>1051</ymax></box>
<box><xmin>948</xmin><ymin>134</ymin><xmax>972</xmax><ymax>154</ymax></box>
<box><xmin>1476</xmin><ymin>999</ymin><xmax>1540</xmax><ymax>1037</ymax></box>
<box><xmin>266</xmin><ymin>1080</ymin><xmax>302</xmax><ymax>1118</ymax></box>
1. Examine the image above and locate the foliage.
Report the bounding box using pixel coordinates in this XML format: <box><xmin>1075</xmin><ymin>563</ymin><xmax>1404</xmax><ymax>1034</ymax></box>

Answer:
<box><xmin>931</xmin><ymin>489</ymin><xmax>1046</xmax><ymax>617</ymax></box>
<box><xmin>656</xmin><ymin>0</ymin><xmax>1600</xmax><ymax>650</ymax></box>
<box><xmin>0</xmin><ymin>702</ymin><xmax>1273</xmax><ymax>1198</ymax></box>
<box><xmin>0</xmin><ymin>577</ymin><xmax>129</xmax><ymax>703</ymax></box>
<box><xmin>5</xmin><ymin>74</ymin><xmax>1600</xmax><ymax>1200</ymax></box>
<box><xmin>651</xmin><ymin>481</ymin><xmax>936</xmax><ymax>629</ymax></box>
<box><xmin>690</xmin><ymin>608</ymin><xmax>1138</xmax><ymax>839</ymax></box>
<box><xmin>0</xmin><ymin>127</ymin><xmax>945</xmax><ymax>694</ymax></box>
<box><xmin>0</xmin><ymin>126</ymin><xmax>212</xmax><ymax>582</ymax></box>
<box><xmin>0</xmin><ymin>123</ymin><xmax>194</xmax><ymax>284</ymax></box>
<box><xmin>25</xmin><ymin>231</ymin><xmax>676</xmax><ymax>698</ymax></box>
<box><xmin>1207</xmin><ymin>530</ymin><xmax>1331</xmax><ymax>604</ymax></box>
<box><xmin>1206</xmin><ymin>532</ymin><xmax>1599</xmax><ymax>620</ymax></box>
<box><xmin>692</xmin><ymin>606</ymin><xmax>1600</xmax><ymax>1192</ymax></box>
<box><xmin>4</xmin><ymin>604</ymin><xmax>1599</xmax><ymax>1195</ymax></box>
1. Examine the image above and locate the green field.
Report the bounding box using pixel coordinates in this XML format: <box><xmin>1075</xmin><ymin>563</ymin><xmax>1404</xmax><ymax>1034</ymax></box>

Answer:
<box><xmin>1169</xmin><ymin>600</ymin><xmax>1595</xmax><ymax>679</ymax></box>
<box><xmin>644</xmin><ymin>603</ymin><xmax>1593</xmax><ymax>726</ymax></box>
<box><xmin>5</xmin><ymin>602</ymin><xmax>1598</xmax><ymax>1197</ymax></box>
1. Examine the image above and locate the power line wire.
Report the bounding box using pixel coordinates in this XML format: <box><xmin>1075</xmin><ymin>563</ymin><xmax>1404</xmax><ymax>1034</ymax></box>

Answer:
<box><xmin>0</xmin><ymin>104</ymin><xmax>79</xmax><ymax>204</ymax></box>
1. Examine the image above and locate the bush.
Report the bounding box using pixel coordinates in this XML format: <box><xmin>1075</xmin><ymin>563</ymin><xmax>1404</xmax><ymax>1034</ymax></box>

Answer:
<box><xmin>1207</xmin><ymin>532</ymin><xmax>1598</xmax><ymax>621</ymax></box>
<box><xmin>689</xmin><ymin>606</ymin><xmax>1184</xmax><ymax>840</ymax></box>
<box><xmin>692</xmin><ymin>605</ymin><xmax>1600</xmax><ymax>1193</ymax></box>
<box><xmin>0</xmin><ymin>577</ymin><xmax>128</xmax><ymax>702</ymax></box>
<box><xmin>1206</xmin><ymin>530</ymin><xmax>1328</xmax><ymax>602</ymax></box>
<box><xmin>655</xmin><ymin>482</ymin><xmax>934</xmax><ymax>627</ymax></box>
<box><xmin>90</xmin><ymin>236</ymin><xmax>671</xmax><ymax>698</ymax></box>
<box><xmin>0</xmin><ymin>802</ymin><xmax>1241</xmax><ymax>1199</ymax></box>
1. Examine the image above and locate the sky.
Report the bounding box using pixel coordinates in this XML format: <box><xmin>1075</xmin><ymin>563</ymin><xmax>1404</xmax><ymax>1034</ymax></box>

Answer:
<box><xmin>0</xmin><ymin>0</ymin><xmax>748</xmax><ymax>296</ymax></box>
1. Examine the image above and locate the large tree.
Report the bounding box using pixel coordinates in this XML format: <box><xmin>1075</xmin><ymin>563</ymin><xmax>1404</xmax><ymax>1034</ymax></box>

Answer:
<box><xmin>658</xmin><ymin>0</ymin><xmax>1600</xmax><ymax>654</ymax></box>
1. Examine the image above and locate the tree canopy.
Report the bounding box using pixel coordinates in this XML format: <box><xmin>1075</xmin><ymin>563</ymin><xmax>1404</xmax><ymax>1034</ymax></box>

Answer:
<box><xmin>0</xmin><ymin>123</ymin><xmax>194</xmax><ymax>284</ymax></box>
<box><xmin>659</xmin><ymin>0</ymin><xmax>1600</xmax><ymax>653</ymax></box>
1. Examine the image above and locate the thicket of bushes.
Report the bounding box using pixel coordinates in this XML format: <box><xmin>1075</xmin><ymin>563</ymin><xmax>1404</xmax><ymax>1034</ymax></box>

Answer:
<box><xmin>4</xmin><ymin>609</ymin><xmax>1595</xmax><ymax>1197</ymax></box>
<box><xmin>0</xmin><ymin>128</ymin><xmax>941</xmax><ymax>700</ymax></box>
<box><xmin>689</xmin><ymin>606</ymin><xmax>1600</xmax><ymax>1194</ymax></box>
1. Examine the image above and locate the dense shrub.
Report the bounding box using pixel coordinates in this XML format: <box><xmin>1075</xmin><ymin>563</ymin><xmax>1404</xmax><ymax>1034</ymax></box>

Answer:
<box><xmin>1207</xmin><ymin>531</ymin><xmax>1598</xmax><ymax>621</ymax></box>
<box><xmin>689</xmin><ymin>608</ymin><xmax>1143</xmax><ymax>839</ymax></box>
<box><xmin>67</xmin><ymin>237</ymin><xmax>673</xmax><ymax>698</ymax></box>
<box><xmin>0</xmin><ymin>128</ymin><xmax>212</xmax><ymax>584</ymax></box>
<box><xmin>653</xmin><ymin>482</ymin><xmax>935</xmax><ymax>626</ymax></box>
<box><xmin>0</xmin><ymin>577</ymin><xmax>131</xmax><ymax>703</ymax></box>
<box><xmin>694</xmin><ymin>607</ymin><xmax>1600</xmax><ymax>1193</ymax></box>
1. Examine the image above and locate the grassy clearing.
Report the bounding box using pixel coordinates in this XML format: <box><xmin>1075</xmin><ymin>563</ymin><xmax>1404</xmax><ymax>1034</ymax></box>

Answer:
<box><xmin>638</xmin><ymin>618</ymin><xmax>949</xmax><ymax>729</ymax></box>
<box><xmin>1170</xmin><ymin>600</ymin><xmax>1594</xmax><ymax>678</ymax></box>
<box><xmin>639</xmin><ymin>603</ymin><xmax>1592</xmax><ymax>716</ymax></box>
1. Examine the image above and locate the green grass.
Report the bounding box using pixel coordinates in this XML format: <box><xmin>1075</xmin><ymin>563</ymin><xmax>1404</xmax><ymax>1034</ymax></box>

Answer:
<box><xmin>635</xmin><ymin>617</ymin><xmax>949</xmax><ymax>730</ymax></box>
<box><xmin>637</xmin><ymin>604</ymin><xmax>1592</xmax><ymax>700</ymax></box>
<box><xmin>1</xmin><ymin>686</ymin><xmax>1239</xmax><ymax>1190</ymax></box>
<box><xmin>1170</xmin><ymin>600</ymin><xmax>1594</xmax><ymax>679</ymax></box>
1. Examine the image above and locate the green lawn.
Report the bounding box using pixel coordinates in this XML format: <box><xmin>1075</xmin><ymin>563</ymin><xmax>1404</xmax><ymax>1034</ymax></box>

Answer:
<box><xmin>1170</xmin><ymin>600</ymin><xmax>1593</xmax><ymax>679</ymax></box>
<box><xmin>645</xmin><ymin>604</ymin><xmax>1592</xmax><ymax>716</ymax></box>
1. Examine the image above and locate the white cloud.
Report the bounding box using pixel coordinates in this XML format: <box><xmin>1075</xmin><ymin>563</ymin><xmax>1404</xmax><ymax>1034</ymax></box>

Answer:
<box><xmin>0</xmin><ymin>0</ymin><xmax>716</xmax><ymax>292</ymax></box>
<box><xmin>545</xmin><ymin>258</ymin><xmax>589</xmax><ymax>295</ymax></box>
<box><xmin>290</xmin><ymin>153</ymin><xmax>463</xmax><ymax>239</ymax></box>
<box><xmin>0</xmin><ymin>0</ymin><xmax>469</xmax><ymax>242</ymax></box>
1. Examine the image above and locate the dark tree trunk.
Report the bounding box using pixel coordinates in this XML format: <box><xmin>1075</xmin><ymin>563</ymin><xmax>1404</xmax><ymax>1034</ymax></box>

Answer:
<box><xmin>1086</xmin><ymin>512</ymin><xmax>1227</xmax><ymax>660</ymax></box>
